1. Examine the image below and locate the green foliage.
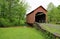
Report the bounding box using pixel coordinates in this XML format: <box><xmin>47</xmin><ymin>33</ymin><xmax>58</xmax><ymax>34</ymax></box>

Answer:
<box><xmin>40</xmin><ymin>23</ymin><xmax>60</xmax><ymax>39</ymax></box>
<box><xmin>47</xmin><ymin>2</ymin><xmax>60</xmax><ymax>23</ymax></box>
<box><xmin>0</xmin><ymin>0</ymin><xmax>28</xmax><ymax>27</ymax></box>
<box><xmin>0</xmin><ymin>18</ymin><xmax>13</xmax><ymax>27</ymax></box>
<box><xmin>33</xmin><ymin>23</ymin><xmax>56</xmax><ymax>39</ymax></box>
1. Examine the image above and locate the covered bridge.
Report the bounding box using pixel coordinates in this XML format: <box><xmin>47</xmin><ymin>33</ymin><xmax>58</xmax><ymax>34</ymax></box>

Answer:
<box><xmin>26</xmin><ymin>6</ymin><xmax>47</xmax><ymax>24</ymax></box>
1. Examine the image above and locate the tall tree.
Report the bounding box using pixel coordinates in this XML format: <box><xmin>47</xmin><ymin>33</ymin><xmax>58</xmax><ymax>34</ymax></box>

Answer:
<box><xmin>47</xmin><ymin>2</ymin><xmax>60</xmax><ymax>23</ymax></box>
<box><xmin>0</xmin><ymin>0</ymin><xmax>28</xmax><ymax>27</ymax></box>
<box><xmin>47</xmin><ymin>2</ymin><xmax>55</xmax><ymax>11</ymax></box>
<box><xmin>47</xmin><ymin>2</ymin><xmax>56</xmax><ymax>23</ymax></box>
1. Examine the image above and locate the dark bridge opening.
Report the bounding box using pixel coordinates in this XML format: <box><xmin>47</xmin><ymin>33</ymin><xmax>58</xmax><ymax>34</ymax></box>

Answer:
<box><xmin>35</xmin><ymin>12</ymin><xmax>46</xmax><ymax>23</ymax></box>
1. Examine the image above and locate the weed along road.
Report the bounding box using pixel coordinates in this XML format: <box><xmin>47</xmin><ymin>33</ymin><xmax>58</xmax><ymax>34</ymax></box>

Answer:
<box><xmin>38</xmin><ymin>23</ymin><xmax>60</xmax><ymax>38</ymax></box>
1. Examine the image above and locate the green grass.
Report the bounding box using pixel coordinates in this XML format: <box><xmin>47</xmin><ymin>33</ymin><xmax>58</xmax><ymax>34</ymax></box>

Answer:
<box><xmin>45</xmin><ymin>26</ymin><xmax>60</xmax><ymax>34</ymax></box>
<box><xmin>0</xmin><ymin>27</ymin><xmax>45</xmax><ymax>39</ymax></box>
<box><xmin>40</xmin><ymin>23</ymin><xmax>60</xmax><ymax>36</ymax></box>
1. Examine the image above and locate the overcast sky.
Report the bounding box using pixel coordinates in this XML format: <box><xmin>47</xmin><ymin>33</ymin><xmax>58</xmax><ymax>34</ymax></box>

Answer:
<box><xmin>26</xmin><ymin>0</ymin><xmax>60</xmax><ymax>14</ymax></box>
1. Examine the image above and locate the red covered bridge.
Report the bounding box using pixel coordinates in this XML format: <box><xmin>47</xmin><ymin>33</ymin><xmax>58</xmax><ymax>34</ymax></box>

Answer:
<box><xmin>26</xmin><ymin>6</ymin><xmax>47</xmax><ymax>24</ymax></box>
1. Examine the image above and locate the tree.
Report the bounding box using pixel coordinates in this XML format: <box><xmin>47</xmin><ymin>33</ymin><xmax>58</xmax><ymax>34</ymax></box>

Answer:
<box><xmin>47</xmin><ymin>2</ymin><xmax>55</xmax><ymax>11</ymax></box>
<box><xmin>57</xmin><ymin>5</ymin><xmax>60</xmax><ymax>22</ymax></box>
<box><xmin>47</xmin><ymin>2</ymin><xmax>60</xmax><ymax>23</ymax></box>
<box><xmin>47</xmin><ymin>2</ymin><xmax>56</xmax><ymax>23</ymax></box>
<box><xmin>0</xmin><ymin>0</ymin><xmax>28</xmax><ymax>27</ymax></box>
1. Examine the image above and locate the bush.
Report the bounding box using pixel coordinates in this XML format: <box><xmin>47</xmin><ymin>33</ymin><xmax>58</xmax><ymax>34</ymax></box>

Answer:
<box><xmin>0</xmin><ymin>18</ymin><xmax>13</xmax><ymax>27</ymax></box>
<box><xmin>0</xmin><ymin>18</ymin><xmax>26</xmax><ymax>27</ymax></box>
<box><xmin>10</xmin><ymin>18</ymin><xmax>19</xmax><ymax>26</ymax></box>
<box><xmin>20</xmin><ymin>20</ymin><xmax>25</xmax><ymax>25</ymax></box>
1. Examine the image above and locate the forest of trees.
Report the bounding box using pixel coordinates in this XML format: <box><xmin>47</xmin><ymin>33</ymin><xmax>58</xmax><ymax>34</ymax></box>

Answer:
<box><xmin>0</xmin><ymin>0</ymin><xmax>60</xmax><ymax>27</ymax></box>
<box><xmin>0</xmin><ymin>0</ymin><xmax>28</xmax><ymax>27</ymax></box>
<box><xmin>47</xmin><ymin>2</ymin><xmax>60</xmax><ymax>24</ymax></box>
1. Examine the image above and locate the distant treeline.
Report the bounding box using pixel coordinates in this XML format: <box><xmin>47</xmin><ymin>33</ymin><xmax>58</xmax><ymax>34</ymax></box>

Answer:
<box><xmin>47</xmin><ymin>2</ymin><xmax>60</xmax><ymax>23</ymax></box>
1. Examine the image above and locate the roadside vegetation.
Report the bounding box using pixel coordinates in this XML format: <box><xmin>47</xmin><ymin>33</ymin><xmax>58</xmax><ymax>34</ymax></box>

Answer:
<box><xmin>47</xmin><ymin>2</ymin><xmax>60</xmax><ymax>24</ymax></box>
<box><xmin>40</xmin><ymin>23</ymin><xmax>60</xmax><ymax>35</ymax></box>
